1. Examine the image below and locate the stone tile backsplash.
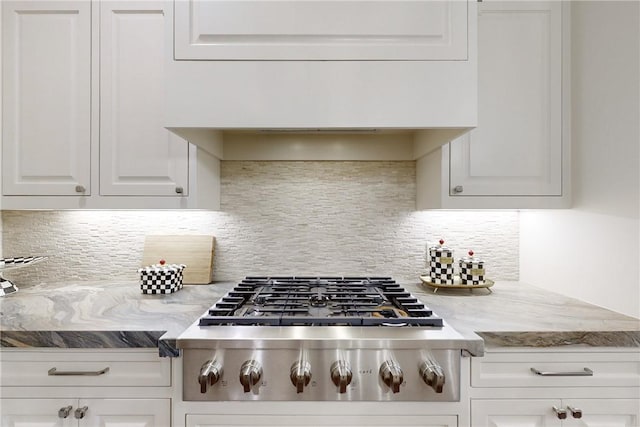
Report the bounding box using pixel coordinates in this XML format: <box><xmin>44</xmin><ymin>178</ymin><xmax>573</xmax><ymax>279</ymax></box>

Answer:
<box><xmin>1</xmin><ymin>161</ymin><xmax>518</xmax><ymax>285</ymax></box>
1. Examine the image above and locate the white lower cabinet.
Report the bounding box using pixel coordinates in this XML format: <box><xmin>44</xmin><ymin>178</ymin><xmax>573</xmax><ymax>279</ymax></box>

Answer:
<box><xmin>1</xmin><ymin>398</ymin><xmax>170</xmax><ymax>427</ymax></box>
<box><xmin>472</xmin><ymin>398</ymin><xmax>639</xmax><ymax>427</ymax></box>
<box><xmin>472</xmin><ymin>399</ymin><xmax>561</xmax><ymax>427</ymax></box>
<box><xmin>470</xmin><ymin>349</ymin><xmax>640</xmax><ymax>427</ymax></box>
<box><xmin>186</xmin><ymin>414</ymin><xmax>457</xmax><ymax>427</ymax></box>
<box><xmin>0</xmin><ymin>349</ymin><xmax>172</xmax><ymax>427</ymax></box>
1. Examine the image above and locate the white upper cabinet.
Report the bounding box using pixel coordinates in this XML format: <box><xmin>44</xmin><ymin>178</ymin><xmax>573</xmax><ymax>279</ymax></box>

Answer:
<box><xmin>174</xmin><ymin>0</ymin><xmax>468</xmax><ymax>61</ymax></box>
<box><xmin>417</xmin><ymin>1</ymin><xmax>570</xmax><ymax>209</ymax></box>
<box><xmin>1</xmin><ymin>0</ymin><xmax>219</xmax><ymax>209</ymax></box>
<box><xmin>99</xmin><ymin>1</ymin><xmax>189</xmax><ymax>197</ymax></box>
<box><xmin>450</xmin><ymin>1</ymin><xmax>562</xmax><ymax>197</ymax></box>
<box><xmin>166</xmin><ymin>2</ymin><xmax>477</xmax><ymax>134</ymax></box>
<box><xmin>2</xmin><ymin>0</ymin><xmax>91</xmax><ymax>196</ymax></box>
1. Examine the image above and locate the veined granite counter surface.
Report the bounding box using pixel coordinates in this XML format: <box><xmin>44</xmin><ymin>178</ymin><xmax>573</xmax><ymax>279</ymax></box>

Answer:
<box><xmin>0</xmin><ymin>280</ymin><xmax>236</xmax><ymax>356</ymax></box>
<box><xmin>0</xmin><ymin>281</ymin><xmax>638</xmax><ymax>355</ymax></box>
<box><xmin>408</xmin><ymin>281</ymin><xmax>640</xmax><ymax>349</ymax></box>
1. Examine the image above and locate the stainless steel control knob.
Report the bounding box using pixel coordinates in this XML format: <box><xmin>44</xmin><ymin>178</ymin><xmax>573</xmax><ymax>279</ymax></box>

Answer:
<box><xmin>198</xmin><ymin>359</ymin><xmax>222</xmax><ymax>394</ymax></box>
<box><xmin>419</xmin><ymin>360</ymin><xmax>446</xmax><ymax>393</ymax></box>
<box><xmin>290</xmin><ymin>360</ymin><xmax>312</xmax><ymax>393</ymax></box>
<box><xmin>239</xmin><ymin>360</ymin><xmax>263</xmax><ymax>393</ymax></box>
<box><xmin>379</xmin><ymin>360</ymin><xmax>404</xmax><ymax>393</ymax></box>
<box><xmin>330</xmin><ymin>360</ymin><xmax>352</xmax><ymax>394</ymax></box>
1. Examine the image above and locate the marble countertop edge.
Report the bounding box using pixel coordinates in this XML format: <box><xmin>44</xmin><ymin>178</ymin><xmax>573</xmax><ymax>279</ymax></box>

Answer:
<box><xmin>1</xmin><ymin>280</ymin><xmax>639</xmax><ymax>356</ymax></box>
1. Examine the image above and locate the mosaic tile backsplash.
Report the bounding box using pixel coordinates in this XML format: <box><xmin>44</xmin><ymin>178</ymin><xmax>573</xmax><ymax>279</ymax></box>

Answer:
<box><xmin>1</xmin><ymin>161</ymin><xmax>519</xmax><ymax>285</ymax></box>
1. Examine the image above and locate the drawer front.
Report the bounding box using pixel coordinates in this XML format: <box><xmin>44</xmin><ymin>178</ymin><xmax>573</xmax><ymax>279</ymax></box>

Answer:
<box><xmin>0</xmin><ymin>350</ymin><xmax>171</xmax><ymax>387</ymax></box>
<box><xmin>472</xmin><ymin>351</ymin><xmax>640</xmax><ymax>388</ymax></box>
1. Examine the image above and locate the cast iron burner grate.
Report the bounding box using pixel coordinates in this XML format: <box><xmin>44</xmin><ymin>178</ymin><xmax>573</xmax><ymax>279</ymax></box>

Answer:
<box><xmin>198</xmin><ymin>276</ymin><xmax>443</xmax><ymax>327</ymax></box>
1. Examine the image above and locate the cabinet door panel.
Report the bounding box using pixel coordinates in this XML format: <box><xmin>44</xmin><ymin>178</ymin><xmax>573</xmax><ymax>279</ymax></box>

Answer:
<box><xmin>472</xmin><ymin>399</ymin><xmax>561</xmax><ymax>427</ymax></box>
<box><xmin>175</xmin><ymin>0</ymin><xmax>467</xmax><ymax>60</ymax></box>
<box><xmin>565</xmin><ymin>399</ymin><xmax>639</xmax><ymax>427</ymax></box>
<box><xmin>0</xmin><ymin>398</ymin><xmax>75</xmax><ymax>427</ymax></box>
<box><xmin>100</xmin><ymin>1</ymin><xmax>188</xmax><ymax>196</ymax></box>
<box><xmin>81</xmin><ymin>399</ymin><xmax>170</xmax><ymax>427</ymax></box>
<box><xmin>2</xmin><ymin>0</ymin><xmax>91</xmax><ymax>196</ymax></box>
<box><xmin>449</xmin><ymin>1</ymin><xmax>562</xmax><ymax>197</ymax></box>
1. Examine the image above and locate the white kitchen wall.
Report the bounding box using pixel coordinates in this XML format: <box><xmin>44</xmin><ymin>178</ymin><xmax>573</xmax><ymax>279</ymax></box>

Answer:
<box><xmin>2</xmin><ymin>161</ymin><xmax>519</xmax><ymax>285</ymax></box>
<box><xmin>520</xmin><ymin>1</ymin><xmax>640</xmax><ymax>318</ymax></box>
<box><xmin>0</xmin><ymin>0</ymin><xmax>3</xmax><ymax>257</ymax></box>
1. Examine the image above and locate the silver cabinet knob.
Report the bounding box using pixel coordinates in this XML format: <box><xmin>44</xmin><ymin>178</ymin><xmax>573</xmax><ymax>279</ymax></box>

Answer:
<box><xmin>420</xmin><ymin>360</ymin><xmax>446</xmax><ymax>393</ymax></box>
<box><xmin>452</xmin><ymin>185</ymin><xmax>464</xmax><ymax>194</ymax></box>
<box><xmin>75</xmin><ymin>185</ymin><xmax>86</xmax><ymax>193</ymax></box>
<box><xmin>239</xmin><ymin>360</ymin><xmax>262</xmax><ymax>393</ymax></box>
<box><xmin>330</xmin><ymin>360</ymin><xmax>352</xmax><ymax>394</ymax></box>
<box><xmin>379</xmin><ymin>360</ymin><xmax>403</xmax><ymax>393</ymax></box>
<box><xmin>74</xmin><ymin>406</ymin><xmax>88</xmax><ymax>420</ymax></box>
<box><xmin>198</xmin><ymin>359</ymin><xmax>222</xmax><ymax>394</ymax></box>
<box><xmin>58</xmin><ymin>406</ymin><xmax>73</xmax><ymax>419</ymax></box>
<box><xmin>552</xmin><ymin>406</ymin><xmax>567</xmax><ymax>420</ymax></box>
<box><xmin>290</xmin><ymin>360</ymin><xmax>312</xmax><ymax>393</ymax></box>
<box><xmin>175</xmin><ymin>186</ymin><xmax>184</xmax><ymax>194</ymax></box>
<box><xmin>567</xmin><ymin>405</ymin><xmax>583</xmax><ymax>419</ymax></box>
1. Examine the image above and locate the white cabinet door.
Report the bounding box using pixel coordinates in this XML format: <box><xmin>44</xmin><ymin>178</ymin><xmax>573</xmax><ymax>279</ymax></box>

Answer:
<box><xmin>472</xmin><ymin>399</ymin><xmax>562</xmax><ymax>427</ymax></box>
<box><xmin>2</xmin><ymin>0</ymin><xmax>91</xmax><ymax>196</ymax></box>
<box><xmin>81</xmin><ymin>399</ymin><xmax>170</xmax><ymax>427</ymax></box>
<box><xmin>174</xmin><ymin>0</ymin><xmax>468</xmax><ymax>61</ymax></box>
<box><xmin>0</xmin><ymin>398</ymin><xmax>75</xmax><ymax>427</ymax></box>
<box><xmin>565</xmin><ymin>399</ymin><xmax>639</xmax><ymax>427</ymax></box>
<box><xmin>186</xmin><ymin>414</ymin><xmax>457</xmax><ymax>427</ymax></box>
<box><xmin>448</xmin><ymin>1</ymin><xmax>563</xmax><ymax>198</ymax></box>
<box><xmin>100</xmin><ymin>1</ymin><xmax>188</xmax><ymax>196</ymax></box>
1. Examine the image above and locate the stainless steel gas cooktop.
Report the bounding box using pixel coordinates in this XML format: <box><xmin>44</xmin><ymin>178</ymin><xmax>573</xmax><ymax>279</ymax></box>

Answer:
<box><xmin>198</xmin><ymin>276</ymin><xmax>444</xmax><ymax>327</ymax></box>
<box><xmin>178</xmin><ymin>276</ymin><xmax>478</xmax><ymax>402</ymax></box>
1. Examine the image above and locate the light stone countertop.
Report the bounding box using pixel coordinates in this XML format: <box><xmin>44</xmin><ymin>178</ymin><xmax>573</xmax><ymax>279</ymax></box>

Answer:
<box><xmin>0</xmin><ymin>280</ymin><xmax>236</xmax><ymax>356</ymax></box>
<box><xmin>0</xmin><ymin>280</ymin><xmax>638</xmax><ymax>356</ymax></box>
<box><xmin>406</xmin><ymin>281</ymin><xmax>640</xmax><ymax>348</ymax></box>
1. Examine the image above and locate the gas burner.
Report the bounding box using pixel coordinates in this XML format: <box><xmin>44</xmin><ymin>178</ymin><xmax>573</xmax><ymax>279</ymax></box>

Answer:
<box><xmin>309</xmin><ymin>294</ymin><xmax>330</xmax><ymax>307</ymax></box>
<box><xmin>199</xmin><ymin>276</ymin><xmax>443</xmax><ymax>327</ymax></box>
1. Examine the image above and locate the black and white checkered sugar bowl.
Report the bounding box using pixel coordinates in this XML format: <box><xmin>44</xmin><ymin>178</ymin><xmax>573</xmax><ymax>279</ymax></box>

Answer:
<box><xmin>459</xmin><ymin>250</ymin><xmax>485</xmax><ymax>285</ymax></box>
<box><xmin>428</xmin><ymin>239</ymin><xmax>455</xmax><ymax>285</ymax></box>
<box><xmin>139</xmin><ymin>260</ymin><xmax>186</xmax><ymax>294</ymax></box>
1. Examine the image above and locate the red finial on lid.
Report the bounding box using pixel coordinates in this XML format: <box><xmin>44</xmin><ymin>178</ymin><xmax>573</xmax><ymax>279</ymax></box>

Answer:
<box><xmin>159</xmin><ymin>259</ymin><xmax>166</xmax><ymax>265</ymax></box>
<box><xmin>468</xmin><ymin>250</ymin><xmax>474</xmax><ymax>257</ymax></box>
<box><xmin>439</xmin><ymin>239</ymin><xmax>445</xmax><ymax>245</ymax></box>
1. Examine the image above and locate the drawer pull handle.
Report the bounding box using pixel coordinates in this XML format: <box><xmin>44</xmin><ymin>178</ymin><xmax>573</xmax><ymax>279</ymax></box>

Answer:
<box><xmin>74</xmin><ymin>406</ymin><xmax>88</xmax><ymax>419</ymax></box>
<box><xmin>58</xmin><ymin>405</ymin><xmax>73</xmax><ymax>419</ymax></box>
<box><xmin>567</xmin><ymin>405</ymin><xmax>583</xmax><ymax>418</ymax></box>
<box><xmin>48</xmin><ymin>367</ymin><xmax>110</xmax><ymax>376</ymax></box>
<box><xmin>552</xmin><ymin>406</ymin><xmax>567</xmax><ymax>419</ymax></box>
<box><xmin>530</xmin><ymin>367</ymin><xmax>593</xmax><ymax>376</ymax></box>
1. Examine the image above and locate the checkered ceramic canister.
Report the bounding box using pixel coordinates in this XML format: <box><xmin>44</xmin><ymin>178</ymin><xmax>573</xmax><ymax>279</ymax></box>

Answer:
<box><xmin>138</xmin><ymin>261</ymin><xmax>186</xmax><ymax>294</ymax></box>
<box><xmin>459</xmin><ymin>250</ymin><xmax>485</xmax><ymax>285</ymax></box>
<box><xmin>428</xmin><ymin>239</ymin><xmax>455</xmax><ymax>284</ymax></box>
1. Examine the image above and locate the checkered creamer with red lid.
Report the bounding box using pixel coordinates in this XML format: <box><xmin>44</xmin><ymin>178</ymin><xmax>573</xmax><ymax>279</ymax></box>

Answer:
<box><xmin>459</xmin><ymin>250</ymin><xmax>485</xmax><ymax>285</ymax></box>
<box><xmin>139</xmin><ymin>263</ymin><xmax>186</xmax><ymax>294</ymax></box>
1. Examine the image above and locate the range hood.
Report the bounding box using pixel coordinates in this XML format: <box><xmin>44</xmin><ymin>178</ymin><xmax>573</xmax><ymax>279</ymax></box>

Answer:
<box><xmin>165</xmin><ymin>0</ymin><xmax>478</xmax><ymax>160</ymax></box>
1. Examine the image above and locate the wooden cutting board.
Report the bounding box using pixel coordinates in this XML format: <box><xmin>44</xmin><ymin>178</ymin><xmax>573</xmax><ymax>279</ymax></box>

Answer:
<box><xmin>141</xmin><ymin>235</ymin><xmax>215</xmax><ymax>284</ymax></box>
